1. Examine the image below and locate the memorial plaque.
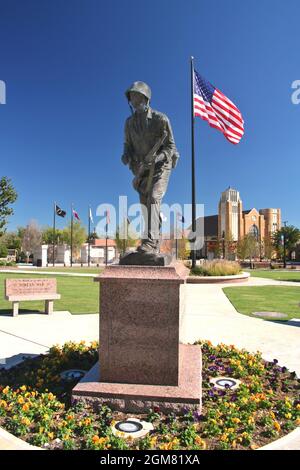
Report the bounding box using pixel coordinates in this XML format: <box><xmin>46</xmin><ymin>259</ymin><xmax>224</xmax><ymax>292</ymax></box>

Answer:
<box><xmin>5</xmin><ymin>278</ymin><xmax>57</xmax><ymax>296</ymax></box>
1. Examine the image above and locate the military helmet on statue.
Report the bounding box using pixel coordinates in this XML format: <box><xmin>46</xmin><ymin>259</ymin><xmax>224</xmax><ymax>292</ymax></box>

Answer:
<box><xmin>125</xmin><ymin>81</ymin><xmax>151</xmax><ymax>102</ymax></box>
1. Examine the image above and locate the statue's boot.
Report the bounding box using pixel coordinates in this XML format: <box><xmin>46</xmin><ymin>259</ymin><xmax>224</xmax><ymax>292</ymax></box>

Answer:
<box><xmin>137</xmin><ymin>241</ymin><xmax>159</xmax><ymax>254</ymax></box>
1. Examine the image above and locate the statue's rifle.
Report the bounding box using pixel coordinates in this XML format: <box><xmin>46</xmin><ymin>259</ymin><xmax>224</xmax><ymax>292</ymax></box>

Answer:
<box><xmin>132</xmin><ymin>131</ymin><xmax>167</xmax><ymax>193</ymax></box>
<box><xmin>145</xmin><ymin>130</ymin><xmax>167</xmax><ymax>196</ymax></box>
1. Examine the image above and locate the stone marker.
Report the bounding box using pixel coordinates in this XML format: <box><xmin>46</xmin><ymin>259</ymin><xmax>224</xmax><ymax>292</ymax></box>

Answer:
<box><xmin>5</xmin><ymin>278</ymin><xmax>60</xmax><ymax>316</ymax></box>
<box><xmin>252</xmin><ymin>311</ymin><xmax>289</xmax><ymax>320</ymax></box>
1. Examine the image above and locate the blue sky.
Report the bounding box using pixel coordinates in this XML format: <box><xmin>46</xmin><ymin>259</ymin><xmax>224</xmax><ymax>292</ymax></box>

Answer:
<box><xmin>0</xmin><ymin>0</ymin><xmax>299</xmax><ymax>233</ymax></box>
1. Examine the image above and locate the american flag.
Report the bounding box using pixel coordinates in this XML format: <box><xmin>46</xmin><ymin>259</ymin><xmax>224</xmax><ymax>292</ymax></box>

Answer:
<box><xmin>193</xmin><ymin>70</ymin><xmax>244</xmax><ymax>144</ymax></box>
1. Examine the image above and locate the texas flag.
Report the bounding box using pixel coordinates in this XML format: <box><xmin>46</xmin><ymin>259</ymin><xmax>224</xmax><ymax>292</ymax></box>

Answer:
<box><xmin>106</xmin><ymin>209</ymin><xmax>110</xmax><ymax>225</ymax></box>
<box><xmin>72</xmin><ymin>208</ymin><xmax>80</xmax><ymax>221</ymax></box>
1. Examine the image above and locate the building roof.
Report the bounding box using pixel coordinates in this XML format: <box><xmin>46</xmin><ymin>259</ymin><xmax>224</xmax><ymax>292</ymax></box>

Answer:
<box><xmin>189</xmin><ymin>215</ymin><xmax>218</xmax><ymax>238</ymax></box>
<box><xmin>243</xmin><ymin>208</ymin><xmax>261</xmax><ymax>216</ymax></box>
<box><xmin>90</xmin><ymin>239</ymin><xmax>117</xmax><ymax>247</ymax></box>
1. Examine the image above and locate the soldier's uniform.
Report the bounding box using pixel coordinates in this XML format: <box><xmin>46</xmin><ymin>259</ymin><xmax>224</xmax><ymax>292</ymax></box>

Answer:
<box><xmin>121</xmin><ymin>82</ymin><xmax>177</xmax><ymax>252</ymax></box>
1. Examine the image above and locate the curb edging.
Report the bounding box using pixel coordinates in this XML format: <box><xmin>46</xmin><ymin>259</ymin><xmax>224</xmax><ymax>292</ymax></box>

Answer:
<box><xmin>187</xmin><ymin>272</ymin><xmax>250</xmax><ymax>284</ymax></box>
<box><xmin>1</xmin><ymin>423</ymin><xmax>299</xmax><ymax>451</ymax></box>
<box><xmin>0</xmin><ymin>426</ymin><xmax>41</xmax><ymax>450</ymax></box>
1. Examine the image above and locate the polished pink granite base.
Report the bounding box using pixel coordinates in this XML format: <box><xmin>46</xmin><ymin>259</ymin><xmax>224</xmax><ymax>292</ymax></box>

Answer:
<box><xmin>72</xmin><ymin>344</ymin><xmax>202</xmax><ymax>414</ymax></box>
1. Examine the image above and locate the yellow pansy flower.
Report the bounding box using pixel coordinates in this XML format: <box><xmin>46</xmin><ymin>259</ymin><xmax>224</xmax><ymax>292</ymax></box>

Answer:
<box><xmin>273</xmin><ymin>421</ymin><xmax>281</xmax><ymax>432</ymax></box>
<box><xmin>22</xmin><ymin>403</ymin><xmax>30</xmax><ymax>412</ymax></box>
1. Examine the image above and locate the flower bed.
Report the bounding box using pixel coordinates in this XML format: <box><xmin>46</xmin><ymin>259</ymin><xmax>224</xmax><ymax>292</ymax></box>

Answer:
<box><xmin>0</xmin><ymin>341</ymin><xmax>299</xmax><ymax>450</ymax></box>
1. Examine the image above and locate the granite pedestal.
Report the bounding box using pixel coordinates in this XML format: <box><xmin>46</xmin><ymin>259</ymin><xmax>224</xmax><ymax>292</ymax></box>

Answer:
<box><xmin>72</xmin><ymin>263</ymin><xmax>202</xmax><ymax>414</ymax></box>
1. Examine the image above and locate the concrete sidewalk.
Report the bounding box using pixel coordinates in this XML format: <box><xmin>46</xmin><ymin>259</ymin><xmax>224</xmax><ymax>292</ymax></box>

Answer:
<box><xmin>182</xmin><ymin>279</ymin><xmax>300</xmax><ymax>376</ymax></box>
<box><xmin>0</xmin><ymin>311</ymin><xmax>99</xmax><ymax>369</ymax></box>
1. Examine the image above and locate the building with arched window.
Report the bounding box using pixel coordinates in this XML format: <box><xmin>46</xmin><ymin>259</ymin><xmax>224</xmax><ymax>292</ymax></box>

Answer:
<box><xmin>196</xmin><ymin>187</ymin><xmax>281</xmax><ymax>258</ymax></box>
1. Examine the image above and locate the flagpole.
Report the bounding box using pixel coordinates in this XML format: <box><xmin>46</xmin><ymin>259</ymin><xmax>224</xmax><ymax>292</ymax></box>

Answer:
<box><xmin>71</xmin><ymin>203</ymin><xmax>73</xmax><ymax>267</ymax></box>
<box><xmin>175</xmin><ymin>215</ymin><xmax>178</xmax><ymax>260</ymax></box>
<box><xmin>88</xmin><ymin>206</ymin><xmax>91</xmax><ymax>267</ymax></box>
<box><xmin>53</xmin><ymin>202</ymin><xmax>56</xmax><ymax>267</ymax></box>
<box><xmin>123</xmin><ymin>217</ymin><xmax>126</xmax><ymax>255</ymax></box>
<box><xmin>191</xmin><ymin>56</ymin><xmax>197</xmax><ymax>269</ymax></box>
<box><xmin>105</xmin><ymin>213</ymin><xmax>108</xmax><ymax>266</ymax></box>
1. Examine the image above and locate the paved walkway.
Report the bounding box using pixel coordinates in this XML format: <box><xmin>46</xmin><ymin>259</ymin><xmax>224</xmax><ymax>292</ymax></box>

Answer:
<box><xmin>0</xmin><ymin>311</ymin><xmax>99</xmax><ymax>369</ymax></box>
<box><xmin>181</xmin><ymin>276</ymin><xmax>300</xmax><ymax>376</ymax></box>
<box><xmin>0</xmin><ymin>274</ymin><xmax>300</xmax><ymax>449</ymax></box>
<box><xmin>0</xmin><ymin>269</ymin><xmax>98</xmax><ymax>277</ymax></box>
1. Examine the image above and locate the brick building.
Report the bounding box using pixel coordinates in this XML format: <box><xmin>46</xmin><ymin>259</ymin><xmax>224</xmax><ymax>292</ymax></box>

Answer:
<box><xmin>198</xmin><ymin>187</ymin><xmax>281</xmax><ymax>258</ymax></box>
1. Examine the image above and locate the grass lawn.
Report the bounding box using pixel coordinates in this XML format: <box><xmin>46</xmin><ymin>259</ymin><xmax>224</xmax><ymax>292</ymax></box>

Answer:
<box><xmin>223</xmin><ymin>285</ymin><xmax>300</xmax><ymax>320</ymax></box>
<box><xmin>246</xmin><ymin>269</ymin><xmax>300</xmax><ymax>282</ymax></box>
<box><xmin>0</xmin><ymin>273</ymin><xmax>99</xmax><ymax>315</ymax></box>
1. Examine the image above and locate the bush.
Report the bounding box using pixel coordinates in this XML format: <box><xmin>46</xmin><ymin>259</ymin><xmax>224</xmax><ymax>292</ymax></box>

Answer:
<box><xmin>190</xmin><ymin>260</ymin><xmax>242</xmax><ymax>276</ymax></box>
<box><xmin>270</xmin><ymin>263</ymin><xmax>284</xmax><ymax>270</ymax></box>
<box><xmin>0</xmin><ymin>260</ymin><xmax>16</xmax><ymax>266</ymax></box>
<box><xmin>18</xmin><ymin>251</ymin><xmax>27</xmax><ymax>262</ymax></box>
<box><xmin>0</xmin><ymin>244</ymin><xmax>8</xmax><ymax>258</ymax></box>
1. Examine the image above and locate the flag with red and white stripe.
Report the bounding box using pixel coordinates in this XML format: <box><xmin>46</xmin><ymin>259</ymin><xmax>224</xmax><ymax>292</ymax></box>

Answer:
<box><xmin>106</xmin><ymin>209</ymin><xmax>110</xmax><ymax>225</ymax></box>
<box><xmin>193</xmin><ymin>70</ymin><xmax>244</xmax><ymax>144</ymax></box>
<box><xmin>72</xmin><ymin>208</ymin><xmax>80</xmax><ymax>221</ymax></box>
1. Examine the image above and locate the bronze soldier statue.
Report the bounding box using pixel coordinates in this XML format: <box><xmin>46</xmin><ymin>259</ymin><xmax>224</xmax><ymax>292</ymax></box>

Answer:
<box><xmin>121</xmin><ymin>81</ymin><xmax>178</xmax><ymax>255</ymax></box>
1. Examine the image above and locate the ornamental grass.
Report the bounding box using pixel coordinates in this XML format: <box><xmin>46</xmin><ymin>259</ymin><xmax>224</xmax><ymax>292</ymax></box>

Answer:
<box><xmin>191</xmin><ymin>260</ymin><xmax>242</xmax><ymax>277</ymax></box>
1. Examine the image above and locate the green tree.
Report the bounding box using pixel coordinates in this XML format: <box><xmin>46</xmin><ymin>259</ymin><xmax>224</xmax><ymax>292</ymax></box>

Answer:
<box><xmin>42</xmin><ymin>226</ymin><xmax>65</xmax><ymax>245</ymax></box>
<box><xmin>0</xmin><ymin>177</ymin><xmax>18</xmax><ymax>235</ymax></box>
<box><xmin>0</xmin><ymin>231</ymin><xmax>22</xmax><ymax>251</ymax></box>
<box><xmin>0</xmin><ymin>244</ymin><xmax>8</xmax><ymax>258</ymax></box>
<box><xmin>88</xmin><ymin>229</ymin><xmax>99</xmax><ymax>242</ymax></box>
<box><xmin>236</xmin><ymin>236</ymin><xmax>248</xmax><ymax>261</ymax></box>
<box><xmin>212</xmin><ymin>239</ymin><xmax>222</xmax><ymax>259</ymax></box>
<box><xmin>16</xmin><ymin>226</ymin><xmax>25</xmax><ymax>241</ymax></box>
<box><xmin>237</xmin><ymin>234</ymin><xmax>259</xmax><ymax>261</ymax></box>
<box><xmin>178</xmin><ymin>237</ymin><xmax>191</xmax><ymax>260</ymax></box>
<box><xmin>115</xmin><ymin>222</ymin><xmax>138</xmax><ymax>254</ymax></box>
<box><xmin>225</xmin><ymin>231</ymin><xmax>237</xmax><ymax>260</ymax></box>
<box><xmin>263</xmin><ymin>234</ymin><xmax>275</xmax><ymax>260</ymax></box>
<box><xmin>62</xmin><ymin>221</ymin><xmax>87</xmax><ymax>258</ymax></box>
<box><xmin>273</xmin><ymin>225</ymin><xmax>300</xmax><ymax>260</ymax></box>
